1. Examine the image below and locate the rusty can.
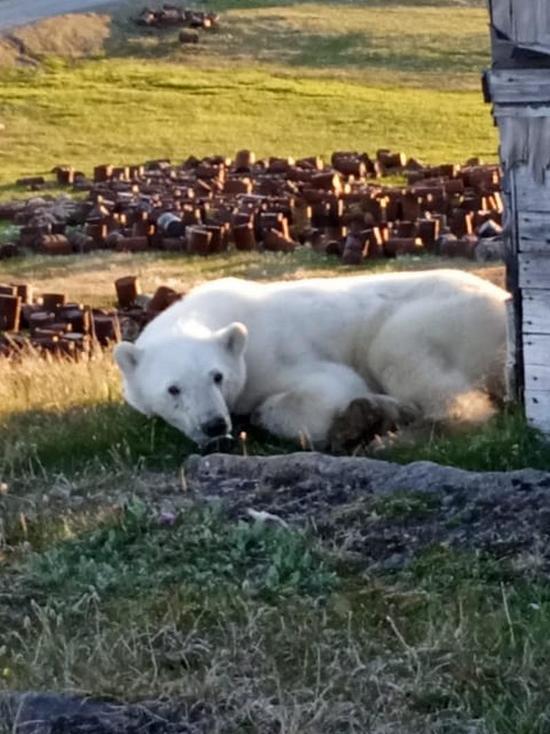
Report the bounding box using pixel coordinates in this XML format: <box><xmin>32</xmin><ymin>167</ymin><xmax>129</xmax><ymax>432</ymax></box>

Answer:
<box><xmin>232</xmin><ymin>223</ymin><xmax>256</xmax><ymax>251</ymax></box>
<box><xmin>263</xmin><ymin>229</ymin><xmax>296</xmax><ymax>253</ymax></box>
<box><xmin>42</xmin><ymin>293</ymin><xmax>67</xmax><ymax>312</ymax></box>
<box><xmin>147</xmin><ymin>286</ymin><xmax>181</xmax><ymax>316</ymax></box>
<box><xmin>203</xmin><ymin>224</ymin><xmax>225</xmax><ymax>253</ymax></box>
<box><xmin>0</xmin><ymin>295</ymin><xmax>21</xmax><ymax>331</ymax></box>
<box><xmin>224</xmin><ymin>178</ymin><xmax>253</xmax><ymax>196</ymax></box>
<box><xmin>187</xmin><ymin>226</ymin><xmax>212</xmax><ymax>256</ymax></box>
<box><xmin>417</xmin><ymin>219</ymin><xmax>440</xmax><ymax>251</ymax></box>
<box><xmin>115</xmin><ymin>276</ymin><xmax>142</xmax><ymax>308</ymax></box>
<box><xmin>93</xmin><ymin>165</ymin><xmax>113</xmax><ymax>183</ymax></box>
<box><xmin>11</xmin><ymin>283</ymin><xmax>33</xmax><ymax>304</ymax></box>
<box><xmin>39</xmin><ymin>235</ymin><xmax>73</xmax><ymax>255</ymax></box>
<box><xmin>92</xmin><ymin>313</ymin><xmax>120</xmax><ymax>346</ymax></box>
<box><xmin>234</xmin><ymin>150</ymin><xmax>256</xmax><ymax>171</ymax></box>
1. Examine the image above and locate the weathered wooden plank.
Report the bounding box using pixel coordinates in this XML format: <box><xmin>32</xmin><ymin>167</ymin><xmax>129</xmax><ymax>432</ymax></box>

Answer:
<box><xmin>515</xmin><ymin>167</ymin><xmax>550</xmax><ymax>212</ymax></box>
<box><xmin>504</xmin><ymin>296</ymin><xmax>518</xmax><ymax>401</ymax></box>
<box><xmin>525</xmin><ymin>389</ymin><xmax>550</xmax><ymax>434</ymax></box>
<box><xmin>491</xmin><ymin>0</ymin><xmax>512</xmax><ymax>38</ymax></box>
<box><xmin>522</xmin><ymin>330</ymin><xmax>550</xmax><ymax>415</ymax></box>
<box><xmin>523</xmin><ymin>333</ymin><xmax>550</xmax><ymax>365</ymax></box>
<box><xmin>523</xmin><ymin>289</ymin><xmax>550</xmax><ymax>332</ymax></box>
<box><xmin>524</xmin><ymin>365</ymin><xmax>550</xmax><ymax>391</ymax></box>
<box><xmin>523</xmin><ymin>332</ymin><xmax>550</xmax><ymax>393</ymax></box>
<box><xmin>489</xmin><ymin>69</ymin><xmax>550</xmax><ymax>104</ymax></box>
<box><xmin>513</xmin><ymin>1</ymin><xmax>538</xmax><ymax>45</ymax></box>
<box><xmin>519</xmin><ymin>252</ymin><xmax>550</xmax><ymax>288</ymax></box>
<box><xmin>506</xmin><ymin>167</ymin><xmax>524</xmax><ymax>397</ymax></box>
<box><xmin>495</xmin><ymin>105</ymin><xmax>550</xmax><ymax>118</ymax></box>
<box><xmin>518</xmin><ymin>211</ymin><xmax>550</xmax><ymax>251</ymax></box>
<box><xmin>538</xmin><ymin>0</ymin><xmax>550</xmax><ymax>47</ymax></box>
<box><xmin>525</xmin><ymin>364</ymin><xmax>550</xmax><ymax>391</ymax></box>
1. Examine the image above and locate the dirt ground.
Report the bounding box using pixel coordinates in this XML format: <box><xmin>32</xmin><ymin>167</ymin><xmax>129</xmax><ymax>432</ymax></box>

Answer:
<box><xmin>0</xmin><ymin>0</ymin><xmax>117</xmax><ymax>31</ymax></box>
<box><xmin>0</xmin><ymin>12</ymin><xmax>111</xmax><ymax>66</ymax></box>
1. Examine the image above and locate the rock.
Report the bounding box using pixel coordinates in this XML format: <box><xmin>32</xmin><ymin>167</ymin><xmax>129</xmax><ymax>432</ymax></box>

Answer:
<box><xmin>179</xmin><ymin>29</ymin><xmax>200</xmax><ymax>44</ymax></box>
<box><xmin>184</xmin><ymin>453</ymin><xmax>550</xmax><ymax>573</ymax></box>
<box><xmin>474</xmin><ymin>236</ymin><xmax>504</xmax><ymax>262</ymax></box>
<box><xmin>0</xmin><ymin>692</ymin><xmax>197</xmax><ymax>733</ymax></box>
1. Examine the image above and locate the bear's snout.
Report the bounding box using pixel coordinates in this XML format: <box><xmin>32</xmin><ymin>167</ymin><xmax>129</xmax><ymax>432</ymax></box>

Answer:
<box><xmin>201</xmin><ymin>416</ymin><xmax>229</xmax><ymax>438</ymax></box>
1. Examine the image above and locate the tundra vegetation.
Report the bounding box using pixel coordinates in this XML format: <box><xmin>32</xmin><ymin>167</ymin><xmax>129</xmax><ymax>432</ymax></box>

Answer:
<box><xmin>1</xmin><ymin>1</ymin><xmax>550</xmax><ymax>732</ymax></box>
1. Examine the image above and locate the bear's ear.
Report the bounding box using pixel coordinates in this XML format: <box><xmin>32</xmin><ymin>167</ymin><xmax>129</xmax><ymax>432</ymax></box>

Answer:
<box><xmin>113</xmin><ymin>341</ymin><xmax>142</xmax><ymax>375</ymax></box>
<box><xmin>216</xmin><ymin>322</ymin><xmax>248</xmax><ymax>358</ymax></box>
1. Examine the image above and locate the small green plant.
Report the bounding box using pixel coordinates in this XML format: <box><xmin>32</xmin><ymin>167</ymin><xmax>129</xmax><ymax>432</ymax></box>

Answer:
<box><xmin>372</xmin><ymin>491</ymin><xmax>441</xmax><ymax>519</ymax></box>
<box><xmin>0</xmin><ymin>222</ymin><xmax>18</xmax><ymax>242</ymax></box>
<box><xmin>26</xmin><ymin>502</ymin><xmax>337</xmax><ymax>606</ymax></box>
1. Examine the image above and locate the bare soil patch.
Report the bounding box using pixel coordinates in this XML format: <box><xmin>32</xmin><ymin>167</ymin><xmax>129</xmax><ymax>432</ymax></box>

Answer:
<box><xmin>0</xmin><ymin>13</ymin><xmax>111</xmax><ymax>66</ymax></box>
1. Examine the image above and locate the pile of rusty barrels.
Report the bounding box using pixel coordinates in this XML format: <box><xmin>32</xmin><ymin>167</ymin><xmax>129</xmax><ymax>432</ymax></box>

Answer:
<box><xmin>0</xmin><ymin>149</ymin><xmax>503</xmax><ymax>265</ymax></box>
<box><xmin>135</xmin><ymin>5</ymin><xmax>219</xmax><ymax>30</ymax></box>
<box><xmin>0</xmin><ymin>277</ymin><xmax>182</xmax><ymax>359</ymax></box>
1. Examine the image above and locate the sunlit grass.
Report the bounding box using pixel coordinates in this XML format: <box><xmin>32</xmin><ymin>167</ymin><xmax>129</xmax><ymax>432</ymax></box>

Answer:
<box><xmin>0</xmin><ymin>59</ymin><xmax>496</xmax><ymax>193</ymax></box>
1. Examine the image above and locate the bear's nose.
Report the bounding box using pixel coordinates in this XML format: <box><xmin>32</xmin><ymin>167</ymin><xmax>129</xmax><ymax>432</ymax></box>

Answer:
<box><xmin>201</xmin><ymin>416</ymin><xmax>229</xmax><ymax>438</ymax></box>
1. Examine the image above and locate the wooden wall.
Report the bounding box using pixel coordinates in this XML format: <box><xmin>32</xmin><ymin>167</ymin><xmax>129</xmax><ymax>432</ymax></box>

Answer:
<box><xmin>488</xmin><ymin>61</ymin><xmax>550</xmax><ymax>434</ymax></box>
<box><xmin>491</xmin><ymin>0</ymin><xmax>550</xmax><ymax>50</ymax></box>
<box><xmin>514</xmin><ymin>170</ymin><xmax>550</xmax><ymax>433</ymax></box>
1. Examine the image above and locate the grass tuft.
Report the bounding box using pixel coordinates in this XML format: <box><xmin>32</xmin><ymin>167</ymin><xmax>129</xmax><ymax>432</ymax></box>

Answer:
<box><xmin>376</xmin><ymin>407</ymin><xmax>550</xmax><ymax>472</ymax></box>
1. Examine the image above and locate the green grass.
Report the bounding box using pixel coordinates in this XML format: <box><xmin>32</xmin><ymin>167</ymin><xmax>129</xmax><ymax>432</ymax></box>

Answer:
<box><xmin>26</xmin><ymin>502</ymin><xmax>337</xmax><ymax>601</ymax></box>
<box><xmin>0</xmin><ymin>0</ymin><xmax>495</xmax><ymax>193</ymax></box>
<box><xmin>2</xmin><ymin>504</ymin><xmax>550</xmax><ymax>733</ymax></box>
<box><xmin>2</xmin><ymin>345</ymin><xmax>548</xmax><ymax>477</ymax></box>
<box><xmin>375</xmin><ymin>408</ymin><xmax>550</xmax><ymax>472</ymax></box>
<box><xmin>112</xmin><ymin>2</ymin><xmax>489</xmax><ymax>86</ymax></box>
<box><xmin>0</xmin><ymin>59</ymin><xmax>496</xmax><ymax>192</ymax></box>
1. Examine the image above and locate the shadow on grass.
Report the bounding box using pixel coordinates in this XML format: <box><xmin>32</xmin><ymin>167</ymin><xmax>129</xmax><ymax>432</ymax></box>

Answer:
<box><xmin>287</xmin><ymin>33</ymin><xmax>486</xmax><ymax>74</ymax></box>
<box><xmin>0</xmin><ymin>400</ymin><xmax>295</xmax><ymax>476</ymax></box>
<box><xmin>104</xmin><ymin>20</ymin><xmax>486</xmax><ymax>76</ymax></box>
<box><xmin>0</xmin><ymin>402</ymin><xmax>188</xmax><ymax>475</ymax></box>
<box><xmin>99</xmin><ymin>0</ymin><xmax>488</xmax><ymax>82</ymax></box>
<box><xmin>2</xmin><ymin>396</ymin><xmax>550</xmax><ymax>477</ymax></box>
<box><xmin>157</xmin><ymin>0</ymin><xmax>486</xmax><ymax>10</ymax></box>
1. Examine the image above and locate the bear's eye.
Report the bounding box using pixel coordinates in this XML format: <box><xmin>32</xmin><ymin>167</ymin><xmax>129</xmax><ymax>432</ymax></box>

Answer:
<box><xmin>213</xmin><ymin>372</ymin><xmax>223</xmax><ymax>385</ymax></box>
<box><xmin>167</xmin><ymin>385</ymin><xmax>181</xmax><ymax>396</ymax></box>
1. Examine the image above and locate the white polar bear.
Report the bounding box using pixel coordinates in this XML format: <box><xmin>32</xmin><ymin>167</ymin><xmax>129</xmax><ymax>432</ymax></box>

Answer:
<box><xmin>113</xmin><ymin>270</ymin><xmax>509</xmax><ymax>448</ymax></box>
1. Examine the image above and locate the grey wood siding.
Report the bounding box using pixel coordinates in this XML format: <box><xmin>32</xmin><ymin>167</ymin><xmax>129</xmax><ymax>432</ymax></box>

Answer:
<box><xmin>491</xmin><ymin>0</ymin><xmax>550</xmax><ymax>52</ymax></box>
<box><xmin>487</xmin><ymin>3</ymin><xmax>550</xmax><ymax>434</ymax></box>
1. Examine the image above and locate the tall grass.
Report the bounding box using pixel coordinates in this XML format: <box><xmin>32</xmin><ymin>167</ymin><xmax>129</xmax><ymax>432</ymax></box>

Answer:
<box><xmin>2</xmin><ymin>346</ymin><xmax>550</xmax><ymax>477</ymax></box>
<box><xmin>0</xmin><ymin>348</ymin><xmax>190</xmax><ymax>476</ymax></box>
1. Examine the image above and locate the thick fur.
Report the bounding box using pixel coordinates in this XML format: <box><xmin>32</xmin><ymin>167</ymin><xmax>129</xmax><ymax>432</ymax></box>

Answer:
<box><xmin>113</xmin><ymin>270</ymin><xmax>509</xmax><ymax>447</ymax></box>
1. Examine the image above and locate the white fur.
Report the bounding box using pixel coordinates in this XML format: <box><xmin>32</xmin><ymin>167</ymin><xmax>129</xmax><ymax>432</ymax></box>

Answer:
<box><xmin>113</xmin><ymin>270</ymin><xmax>509</xmax><ymax>446</ymax></box>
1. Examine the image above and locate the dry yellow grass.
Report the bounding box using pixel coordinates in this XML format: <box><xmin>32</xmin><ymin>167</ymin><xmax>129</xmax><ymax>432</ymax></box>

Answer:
<box><xmin>0</xmin><ymin>347</ymin><xmax>119</xmax><ymax>416</ymax></box>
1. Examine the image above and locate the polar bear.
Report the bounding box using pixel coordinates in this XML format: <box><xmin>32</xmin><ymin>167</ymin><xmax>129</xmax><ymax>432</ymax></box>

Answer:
<box><xmin>113</xmin><ymin>270</ymin><xmax>509</xmax><ymax>449</ymax></box>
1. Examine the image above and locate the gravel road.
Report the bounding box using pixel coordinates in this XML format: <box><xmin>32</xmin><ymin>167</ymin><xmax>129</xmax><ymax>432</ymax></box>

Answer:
<box><xmin>0</xmin><ymin>0</ymin><xmax>118</xmax><ymax>30</ymax></box>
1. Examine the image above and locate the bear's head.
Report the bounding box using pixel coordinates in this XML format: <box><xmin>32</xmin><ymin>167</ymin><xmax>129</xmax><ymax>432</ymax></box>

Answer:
<box><xmin>113</xmin><ymin>322</ymin><xmax>248</xmax><ymax>445</ymax></box>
